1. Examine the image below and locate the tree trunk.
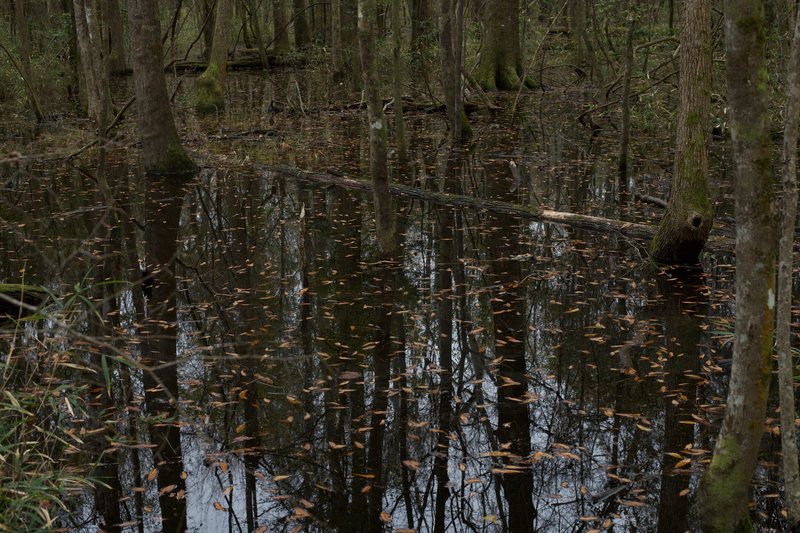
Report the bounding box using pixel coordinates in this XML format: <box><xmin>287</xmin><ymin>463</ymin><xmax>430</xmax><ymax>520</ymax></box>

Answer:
<box><xmin>439</xmin><ymin>0</ymin><xmax>471</xmax><ymax>142</ymax></box>
<box><xmin>651</xmin><ymin>0</ymin><xmax>712</xmax><ymax>264</ymax></box>
<box><xmin>192</xmin><ymin>0</ymin><xmax>233</xmax><ymax>114</ymax></box>
<box><xmin>358</xmin><ymin>0</ymin><xmax>394</xmax><ymax>254</ymax></box>
<box><xmin>697</xmin><ymin>1</ymin><xmax>776</xmax><ymax>530</ymax></box>
<box><xmin>392</xmin><ymin>0</ymin><xmax>406</xmax><ymax>161</ymax></box>
<box><xmin>106</xmin><ymin>0</ymin><xmax>126</xmax><ymax>74</ymax></box>
<box><xmin>777</xmin><ymin>3</ymin><xmax>800</xmax><ymax>527</ymax></box>
<box><xmin>618</xmin><ymin>12</ymin><xmax>635</xmax><ymax>178</ymax></box>
<box><xmin>475</xmin><ymin>0</ymin><xmax>525</xmax><ymax>90</ymax></box>
<box><xmin>272</xmin><ymin>0</ymin><xmax>291</xmax><ymax>53</ymax></box>
<box><xmin>331</xmin><ymin>0</ymin><xmax>343</xmax><ymax>77</ymax></box>
<box><xmin>410</xmin><ymin>0</ymin><xmax>431</xmax><ymax>67</ymax></box>
<box><xmin>128</xmin><ymin>0</ymin><xmax>195</xmax><ymax>174</ymax></box>
<box><xmin>73</xmin><ymin>0</ymin><xmax>111</xmax><ymax>124</ymax></box>
<box><xmin>293</xmin><ymin>0</ymin><xmax>310</xmax><ymax>48</ymax></box>
<box><xmin>15</xmin><ymin>0</ymin><xmax>44</xmax><ymax>122</ymax></box>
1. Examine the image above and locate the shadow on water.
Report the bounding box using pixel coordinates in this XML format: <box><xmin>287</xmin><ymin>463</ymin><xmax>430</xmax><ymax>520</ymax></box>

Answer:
<box><xmin>0</xmin><ymin>77</ymin><xmax>790</xmax><ymax>532</ymax></box>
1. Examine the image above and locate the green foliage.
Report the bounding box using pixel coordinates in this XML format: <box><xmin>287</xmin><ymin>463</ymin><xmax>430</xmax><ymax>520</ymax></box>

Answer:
<box><xmin>0</xmin><ymin>12</ymin><xmax>75</xmax><ymax>118</ymax></box>
<box><xmin>0</xmin><ymin>278</ymin><xmax>123</xmax><ymax>531</ymax></box>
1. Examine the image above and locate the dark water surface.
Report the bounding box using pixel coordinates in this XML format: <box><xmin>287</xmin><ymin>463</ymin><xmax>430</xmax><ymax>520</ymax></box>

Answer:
<box><xmin>0</xmin><ymin>73</ymin><xmax>790</xmax><ymax>532</ymax></box>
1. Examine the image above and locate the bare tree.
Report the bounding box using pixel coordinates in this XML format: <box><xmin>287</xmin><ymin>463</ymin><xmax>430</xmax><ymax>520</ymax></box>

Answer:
<box><xmin>358</xmin><ymin>0</ymin><xmax>394</xmax><ymax>254</ymax></box>
<box><xmin>128</xmin><ymin>0</ymin><xmax>195</xmax><ymax>174</ymax></box>
<box><xmin>697</xmin><ymin>1</ymin><xmax>776</xmax><ymax>529</ymax></box>
<box><xmin>651</xmin><ymin>0</ymin><xmax>713</xmax><ymax>263</ymax></box>
<box><xmin>776</xmin><ymin>2</ymin><xmax>800</xmax><ymax>526</ymax></box>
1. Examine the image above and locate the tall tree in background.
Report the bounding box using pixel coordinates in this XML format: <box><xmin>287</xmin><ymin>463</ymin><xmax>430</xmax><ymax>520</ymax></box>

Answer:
<box><xmin>650</xmin><ymin>0</ymin><xmax>712</xmax><ymax>264</ymax></box>
<box><xmin>14</xmin><ymin>0</ymin><xmax>44</xmax><ymax>122</ymax></box>
<box><xmin>106</xmin><ymin>0</ymin><xmax>126</xmax><ymax>74</ymax></box>
<box><xmin>273</xmin><ymin>0</ymin><xmax>292</xmax><ymax>54</ymax></box>
<box><xmin>439</xmin><ymin>0</ymin><xmax>471</xmax><ymax>141</ymax></box>
<box><xmin>358</xmin><ymin>0</ymin><xmax>394</xmax><ymax>254</ymax></box>
<box><xmin>697</xmin><ymin>0</ymin><xmax>776</xmax><ymax>530</ymax></box>
<box><xmin>192</xmin><ymin>0</ymin><xmax>233</xmax><ymax>114</ymax></box>
<box><xmin>293</xmin><ymin>0</ymin><xmax>310</xmax><ymax>49</ymax></box>
<box><xmin>475</xmin><ymin>0</ymin><xmax>527</xmax><ymax>90</ymax></box>
<box><xmin>73</xmin><ymin>0</ymin><xmax>111</xmax><ymax>124</ymax></box>
<box><xmin>128</xmin><ymin>0</ymin><xmax>195</xmax><ymax>174</ymax></box>
<box><xmin>776</xmin><ymin>2</ymin><xmax>800</xmax><ymax>526</ymax></box>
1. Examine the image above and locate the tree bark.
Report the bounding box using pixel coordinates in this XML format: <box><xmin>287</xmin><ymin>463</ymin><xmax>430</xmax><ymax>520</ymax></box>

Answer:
<box><xmin>651</xmin><ymin>0</ymin><xmax>713</xmax><ymax>264</ymax></box>
<box><xmin>777</xmin><ymin>3</ymin><xmax>800</xmax><ymax>527</ymax></box>
<box><xmin>106</xmin><ymin>0</ymin><xmax>127</xmax><ymax>74</ymax></box>
<box><xmin>272</xmin><ymin>0</ymin><xmax>291</xmax><ymax>53</ymax></box>
<box><xmin>697</xmin><ymin>1</ymin><xmax>776</xmax><ymax>530</ymax></box>
<box><xmin>128</xmin><ymin>0</ymin><xmax>195</xmax><ymax>174</ymax></box>
<box><xmin>439</xmin><ymin>0</ymin><xmax>471</xmax><ymax>142</ymax></box>
<box><xmin>618</xmin><ymin>12</ymin><xmax>635</xmax><ymax>178</ymax></box>
<box><xmin>15</xmin><ymin>0</ymin><xmax>44</xmax><ymax>122</ymax></box>
<box><xmin>475</xmin><ymin>0</ymin><xmax>525</xmax><ymax>90</ymax></box>
<box><xmin>293</xmin><ymin>0</ymin><xmax>310</xmax><ymax>48</ymax></box>
<box><xmin>73</xmin><ymin>0</ymin><xmax>111</xmax><ymax>124</ymax></box>
<box><xmin>192</xmin><ymin>0</ymin><xmax>233</xmax><ymax>114</ymax></box>
<box><xmin>392</xmin><ymin>0</ymin><xmax>407</xmax><ymax>161</ymax></box>
<box><xmin>358</xmin><ymin>0</ymin><xmax>394</xmax><ymax>254</ymax></box>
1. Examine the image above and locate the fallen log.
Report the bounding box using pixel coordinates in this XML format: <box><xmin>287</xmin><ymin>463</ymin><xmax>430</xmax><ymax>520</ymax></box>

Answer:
<box><xmin>0</xmin><ymin>283</ymin><xmax>50</xmax><ymax>320</ymax></box>
<box><xmin>256</xmin><ymin>164</ymin><xmax>735</xmax><ymax>254</ymax></box>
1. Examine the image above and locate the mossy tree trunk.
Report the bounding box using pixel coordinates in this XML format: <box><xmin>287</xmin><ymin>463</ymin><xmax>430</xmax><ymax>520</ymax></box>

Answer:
<box><xmin>697</xmin><ymin>1</ymin><xmax>776</xmax><ymax>530</ymax></box>
<box><xmin>650</xmin><ymin>0</ymin><xmax>712</xmax><ymax>264</ymax></box>
<box><xmin>192</xmin><ymin>0</ymin><xmax>233</xmax><ymax>115</ymax></box>
<box><xmin>475</xmin><ymin>0</ymin><xmax>526</xmax><ymax>90</ymax></box>
<box><xmin>128</xmin><ymin>0</ymin><xmax>195</xmax><ymax>174</ymax></box>
<box><xmin>272</xmin><ymin>0</ymin><xmax>292</xmax><ymax>54</ymax></box>
<box><xmin>358</xmin><ymin>0</ymin><xmax>395</xmax><ymax>255</ymax></box>
<box><xmin>776</xmin><ymin>2</ymin><xmax>800</xmax><ymax>526</ymax></box>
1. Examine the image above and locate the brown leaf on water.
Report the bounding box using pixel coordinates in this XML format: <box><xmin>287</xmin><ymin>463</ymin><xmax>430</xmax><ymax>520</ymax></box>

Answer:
<box><xmin>402</xmin><ymin>459</ymin><xmax>420</xmax><ymax>471</ymax></box>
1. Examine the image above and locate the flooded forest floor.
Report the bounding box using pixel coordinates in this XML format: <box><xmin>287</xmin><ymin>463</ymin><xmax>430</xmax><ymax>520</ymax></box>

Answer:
<box><xmin>0</xmin><ymin>69</ymin><xmax>795</xmax><ymax>532</ymax></box>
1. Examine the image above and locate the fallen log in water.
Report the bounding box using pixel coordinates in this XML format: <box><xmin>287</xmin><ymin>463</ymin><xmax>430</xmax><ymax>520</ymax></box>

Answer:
<box><xmin>0</xmin><ymin>284</ymin><xmax>49</xmax><ymax>320</ymax></box>
<box><xmin>255</xmin><ymin>164</ymin><xmax>735</xmax><ymax>255</ymax></box>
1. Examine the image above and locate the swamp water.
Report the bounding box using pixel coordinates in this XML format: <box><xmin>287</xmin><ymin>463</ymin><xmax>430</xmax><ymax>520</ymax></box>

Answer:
<box><xmin>0</xmin><ymin>74</ymin><xmax>790</xmax><ymax>532</ymax></box>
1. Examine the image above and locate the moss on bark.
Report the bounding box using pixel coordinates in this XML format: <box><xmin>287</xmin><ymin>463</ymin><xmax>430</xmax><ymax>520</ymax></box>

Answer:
<box><xmin>193</xmin><ymin>63</ymin><xmax>225</xmax><ymax>115</ymax></box>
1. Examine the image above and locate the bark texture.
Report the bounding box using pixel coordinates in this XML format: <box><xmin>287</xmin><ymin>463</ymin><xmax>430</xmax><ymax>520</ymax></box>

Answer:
<box><xmin>777</xmin><ymin>4</ymin><xmax>800</xmax><ymax>526</ymax></box>
<box><xmin>128</xmin><ymin>0</ymin><xmax>195</xmax><ymax>174</ymax></box>
<box><xmin>697</xmin><ymin>1</ymin><xmax>776</xmax><ymax>530</ymax></box>
<box><xmin>358</xmin><ymin>0</ymin><xmax>394</xmax><ymax>254</ymax></box>
<box><xmin>651</xmin><ymin>0</ymin><xmax>713</xmax><ymax>264</ymax></box>
<box><xmin>475</xmin><ymin>0</ymin><xmax>524</xmax><ymax>90</ymax></box>
<box><xmin>106</xmin><ymin>0</ymin><xmax>126</xmax><ymax>73</ymax></box>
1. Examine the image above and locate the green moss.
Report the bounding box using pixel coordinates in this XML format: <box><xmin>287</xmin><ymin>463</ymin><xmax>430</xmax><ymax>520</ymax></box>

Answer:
<box><xmin>148</xmin><ymin>135</ymin><xmax>197</xmax><ymax>175</ymax></box>
<box><xmin>192</xmin><ymin>63</ymin><xmax>225</xmax><ymax>116</ymax></box>
<box><xmin>699</xmin><ymin>435</ymin><xmax>755</xmax><ymax>532</ymax></box>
